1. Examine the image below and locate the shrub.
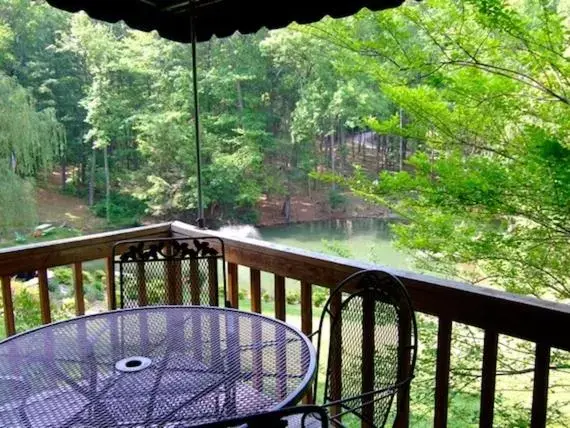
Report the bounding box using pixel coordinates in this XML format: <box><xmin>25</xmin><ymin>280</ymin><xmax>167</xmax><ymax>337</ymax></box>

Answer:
<box><xmin>10</xmin><ymin>281</ymin><xmax>41</xmax><ymax>331</ymax></box>
<box><xmin>52</xmin><ymin>267</ymin><xmax>73</xmax><ymax>286</ymax></box>
<box><xmin>94</xmin><ymin>270</ymin><xmax>106</xmax><ymax>282</ymax></box>
<box><xmin>84</xmin><ymin>282</ymin><xmax>105</xmax><ymax>302</ymax></box>
<box><xmin>92</xmin><ymin>192</ymin><xmax>147</xmax><ymax>227</ymax></box>
<box><xmin>262</xmin><ymin>291</ymin><xmax>272</xmax><ymax>303</ymax></box>
<box><xmin>82</xmin><ymin>271</ymin><xmax>95</xmax><ymax>284</ymax></box>
<box><xmin>313</xmin><ymin>288</ymin><xmax>328</xmax><ymax>307</ymax></box>
<box><xmin>238</xmin><ymin>288</ymin><xmax>247</xmax><ymax>300</ymax></box>
<box><xmin>286</xmin><ymin>290</ymin><xmax>301</xmax><ymax>305</ymax></box>
<box><xmin>328</xmin><ymin>188</ymin><xmax>347</xmax><ymax>210</ymax></box>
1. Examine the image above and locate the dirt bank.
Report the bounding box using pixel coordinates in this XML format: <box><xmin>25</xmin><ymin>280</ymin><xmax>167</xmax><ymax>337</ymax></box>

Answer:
<box><xmin>257</xmin><ymin>192</ymin><xmax>389</xmax><ymax>227</ymax></box>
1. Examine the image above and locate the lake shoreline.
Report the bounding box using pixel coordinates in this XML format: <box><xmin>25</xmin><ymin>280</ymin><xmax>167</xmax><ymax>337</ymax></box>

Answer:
<box><xmin>256</xmin><ymin>192</ymin><xmax>391</xmax><ymax>227</ymax></box>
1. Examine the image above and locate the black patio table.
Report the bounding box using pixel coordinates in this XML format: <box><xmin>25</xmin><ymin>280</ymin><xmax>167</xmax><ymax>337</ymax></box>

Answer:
<box><xmin>0</xmin><ymin>305</ymin><xmax>316</xmax><ymax>427</ymax></box>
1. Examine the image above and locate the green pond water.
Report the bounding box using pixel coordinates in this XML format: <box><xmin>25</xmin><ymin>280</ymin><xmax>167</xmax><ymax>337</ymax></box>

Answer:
<box><xmin>222</xmin><ymin>218</ymin><xmax>414</xmax><ymax>301</ymax></box>
<box><xmin>258</xmin><ymin>218</ymin><xmax>412</xmax><ymax>270</ymax></box>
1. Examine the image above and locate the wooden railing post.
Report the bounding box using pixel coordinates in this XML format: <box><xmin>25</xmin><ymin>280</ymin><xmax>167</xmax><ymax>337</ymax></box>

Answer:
<box><xmin>395</xmin><ymin>305</ymin><xmax>412</xmax><ymax>428</ymax></box>
<box><xmin>38</xmin><ymin>269</ymin><xmax>51</xmax><ymax>324</ymax></box>
<box><xmin>106</xmin><ymin>256</ymin><xmax>116</xmax><ymax>310</ymax></box>
<box><xmin>228</xmin><ymin>262</ymin><xmax>239</xmax><ymax>308</ymax></box>
<box><xmin>1</xmin><ymin>276</ymin><xmax>15</xmax><ymax>336</ymax></box>
<box><xmin>434</xmin><ymin>318</ymin><xmax>452</xmax><ymax>427</ymax></box>
<box><xmin>190</xmin><ymin>259</ymin><xmax>200</xmax><ymax>305</ymax></box>
<box><xmin>250</xmin><ymin>269</ymin><xmax>261</xmax><ymax>313</ymax></box>
<box><xmin>208</xmin><ymin>259</ymin><xmax>219</xmax><ymax>306</ymax></box>
<box><xmin>72</xmin><ymin>262</ymin><xmax>85</xmax><ymax>316</ymax></box>
<box><xmin>329</xmin><ymin>291</ymin><xmax>342</xmax><ymax>420</ymax></box>
<box><xmin>531</xmin><ymin>343</ymin><xmax>551</xmax><ymax>428</ymax></box>
<box><xmin>274</xmin><ymin>275</ymin><xmax>286</xmax><ymax>321</ymax></box>
<box><xmin>301</xmin><ymin>281</ymin><xmax>313</xmax><ymax>404</ymax></box>
<box><xmin>362</xmin><ymin>288</ymin><xmax>375</xmax><ymax>426</ymax></box>
<box><xmin>480</xmin><ymin>330</ymin><xmax>499</xmax><ymax>428</ymax></box>
<box><xmin>136</xmin><ymin>261</ymin><xmax>148</xmax><ymax>307</ymax></box>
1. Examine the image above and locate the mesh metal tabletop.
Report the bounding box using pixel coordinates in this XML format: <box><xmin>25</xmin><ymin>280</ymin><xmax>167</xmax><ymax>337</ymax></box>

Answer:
<box><xmin>0</xmin><ymin>306</ymin><xmax>316</xmax><ymax>427</ymax></box>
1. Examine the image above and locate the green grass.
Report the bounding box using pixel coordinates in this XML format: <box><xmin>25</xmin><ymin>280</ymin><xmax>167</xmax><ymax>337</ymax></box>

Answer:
<box><xmin>0</xmin><ymin>227</ymin><xmax>81</xmax><ymax>249</ymax></box>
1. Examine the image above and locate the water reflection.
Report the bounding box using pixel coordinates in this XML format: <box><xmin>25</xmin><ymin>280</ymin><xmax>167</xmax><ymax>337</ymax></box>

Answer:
<box><xmin>258</xmin><ymin>218</ymin><xmax>411</xmax><ymax>270</ymax></box>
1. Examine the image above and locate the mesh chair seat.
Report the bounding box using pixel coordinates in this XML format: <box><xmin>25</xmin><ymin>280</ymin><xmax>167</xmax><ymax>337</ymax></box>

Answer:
<box><xmin>113</xmin><ymin>237</ymin><xmax>228</xmax><ymax>308</ymax></box>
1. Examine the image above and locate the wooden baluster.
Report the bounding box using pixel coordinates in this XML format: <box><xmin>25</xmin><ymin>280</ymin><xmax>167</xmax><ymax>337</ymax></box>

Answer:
<box><xmin>73</xmin><ymin>262</ymin><xmax>85</xmax><ymax>316</ymax></box>
<box><xmin>250</xmin><ymin>269</ymin><xmax>261</xmax><ymax>313</ymax></box>
<box><xmin>531</xmin><ymin>343</ymin><xmax>551</xmax><ymax>428</ymax></box>
<box><xmin>228</xmin><ymin>262</ymin><xmax>239</xmax><ymax>308</ymax></box>
<box><xmin>300</xmin><ymin>281</ymin><xmax>313</xmax><ymax>336</ymax></box>
<box><xmin>274</xmin><ymin>275</ymin><xmax>285</xmax><ymax>321</ymax></box>
<box><xmin>252</xmin><ymin>314</ymin><xmax>263</xmax><ymax>391</ymax></box>
<box><xmin>395</xmin><ymin>303</ymin><xmax>412</xmax><ymax>428</ymax></box>
<box><xmin>329</xmin><ymin>291</ymin><xmax>342</xmax><ymax>421</ymax></box>
<box><xmin>301</xmin><ymin>281</ymin><xmax>313</xmax><ymax>404</ymax></box>
<box><xmin>105</xmin><ymin>256</ymin><xmax>116</xmax><ymax>310</ymax></box>
<box><xmin>137</xmin><ymin>261</ymin><xmax>148</xmax><ymax>307</ymax></box>
<box><xmin>208</xmin><ymin>258</ymin><xmax>219</xmax><ymax>306</ymax></box>
<box><xmin>479</xmin><ymin>330</ymin><xmax>499</xmax><ymax>428</ymax></box>
<box><xmin>190</xmin><ymin>259</ymin><xmax>200</xmax><ymax>305</ymax></box>
<box><xmin>434</xmin><ymin>318</ymin><xmax>452</xmax><ymax>428</ymax></box>
<box><xmin>166</xmin><ymin>243</ymin><xmax>182</xmax><ymax>305</ymax></box>
<box><xmin>361</xmin><ymin>289</ymin><xmax>375</xmax><ymax>427</ymax></box>
<box><xmin>1</xmin><ymin>276</ymin><xmax>15</xmax><ymax>336</ymax></box>
<box><xmin>38</xmin><ymin>269</ymin><xmax>51</xmax><ymax>324</ymax></box>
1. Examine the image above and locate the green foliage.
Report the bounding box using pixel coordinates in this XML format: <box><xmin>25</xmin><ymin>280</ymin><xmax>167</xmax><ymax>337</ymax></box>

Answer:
<box><xmin>2</xmin><ymin>0</ymin><xmax>570</xmax><ymax>422</ymax></box>
<box><xmin>327</xmin><ymin>188</ymin><xmax>347</xmax><ymax>211</ymax></box>
<box><xmin>92</xmin><ymin>191</ymin><xmax>146</xmax><ymax>227</ymax></box>
<box><xmin>262</xmin><ymin>291</ymin><xmax>272</xmax><ymax>303</ymax></box>
<box><xmin>0</xmin><ymin>73</ymin><xmax>62</xmax><ymax>177</ymax></box>
<box><xmin>84</xmin><ymin>281</ymin><xmax>104</xmax><ymax>302</ymax></box>
<box><xmin>52</xmin><ymin>266</ymin><xmax>73</xmax><ymax>286</ymax></box>
<box><xmin>312</xmin><ymin>287</ymin><xmax>328</xmax><ymax>308</ymax></box>
<box><xmin>0</xmin><ymin>170</ymin><xmax>38</xmax><ymax>237</ymax></box>
<box><xmin>285</xmin><ymin>290</ymin><xmax>300</xmax><ymax>305</ymax></box>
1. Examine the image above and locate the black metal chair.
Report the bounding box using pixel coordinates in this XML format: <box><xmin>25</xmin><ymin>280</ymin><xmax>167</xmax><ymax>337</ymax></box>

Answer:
<box><xmin>312</xmin><ymin>270</ymin><xmax>418</xmax><ymax>427</ymax></box>
<box><xmin>197</xmin><ymin>405</ymin><xmax>329</xmax><ymax>428</ymax></box>
<box><xmin>112</xmin><ymin>237</ymin><xmax>228</xmax><ymax>308</ymax></box>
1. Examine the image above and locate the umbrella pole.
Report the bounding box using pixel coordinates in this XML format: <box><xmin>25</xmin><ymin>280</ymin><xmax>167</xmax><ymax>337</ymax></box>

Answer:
<box><xmin>191</xmin><ymin>14</ymin><xmax>205</xmax><ymax>229</ymax></box>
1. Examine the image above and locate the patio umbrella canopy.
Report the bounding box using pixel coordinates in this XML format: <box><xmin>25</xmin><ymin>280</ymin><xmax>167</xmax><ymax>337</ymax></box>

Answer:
<box><xmin>44</xmin><ymin>0</ymin><xmax>405</xmax><ymax>43</ymax></box>
<box><xmin>45</xmin><ymin>0</ymin><xmax>405</xmax><ymax>227</ymax></box>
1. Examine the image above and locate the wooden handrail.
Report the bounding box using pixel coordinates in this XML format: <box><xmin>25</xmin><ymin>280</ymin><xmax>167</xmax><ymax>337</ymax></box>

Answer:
<box><xmin>0</xmin><ymin>223</ymin><xmax>171</xmax><ymax>277</ymax></box>
<box><xmin>171</xmin><ymin>221</ymin><xmax>570</xmax><ymax>352</ymax></box>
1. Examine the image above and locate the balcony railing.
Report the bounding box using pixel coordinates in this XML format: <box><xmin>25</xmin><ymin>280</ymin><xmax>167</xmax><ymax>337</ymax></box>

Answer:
<box><xmin>0</xmin><ymin>220</ymin><xmax>569</xmax><ymax>427</ymax></box>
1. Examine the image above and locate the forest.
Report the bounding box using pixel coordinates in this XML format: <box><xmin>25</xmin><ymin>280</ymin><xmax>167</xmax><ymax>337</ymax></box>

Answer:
<box><xmin>2</xmin><ymin>0</ymin><xmax>570</xmax><ymax>425</ymax></box>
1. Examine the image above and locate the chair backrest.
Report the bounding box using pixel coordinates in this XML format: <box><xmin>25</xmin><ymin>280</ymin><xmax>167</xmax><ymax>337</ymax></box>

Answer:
<box><xmin>197</xmin><ymin>405</ymin><xmax>329</xmax><ymax>428</ymax></box>
<box><xmin>314</xmin><ymin>269</ymin><xmax>418</xmax><ymax>427</ymax></box>
<box><xmin>112</xmin><ymin>237</ymin><xmax>228</xmax><ymax>308</ymax></box>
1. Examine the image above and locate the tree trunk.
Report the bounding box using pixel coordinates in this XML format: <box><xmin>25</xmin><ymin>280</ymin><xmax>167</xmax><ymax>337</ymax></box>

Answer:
<box><xmin>103</xmin><ymin>145</ymin><xmax>111</xmax><ymax>223</ymax></box>
<box><xmin>236</xmin><ymin>80</ymin><xmax>244</xmax><ymax>128</ymax></box>
<box><xmin>60</xmin><ymin>155</ymin><xmax>67</xmax><ymax>190</ymax></box>
<box><xmin>88</xmin><ymin>148</ymin><xmax>96</xmax><ymax>206</ymax></box>
<box><xmin>399</xmin><ymin>108</ymin><xmax>404</xmax><ymax>171</ymax></box>
<box><xmin>376</xmin><ymin>134</ymin><xmax>381</xmax><ymax>174</ymax></box>
<box><xmin>339</xmin><ymin>124</ymin><xmax>346</xmax><ymax>172</ymax></box>
<box><xmin>80</xmin><ymin>151</ymin><xmax>86</xmax><ymax>186</ymax></box>
<box><xmin>281</xmin><ymin>194</ymin><xmax>291</xmax><ymax>223</ymax></box>
<box><xmin>10</xmin><ymin>152</ymin><xmax>16</xmax><ymax>172</ymax></box>
<box><xmin>330</xmin><ymin>128</ymin><xmax>336</xmax><ymax>191</ymax></box>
